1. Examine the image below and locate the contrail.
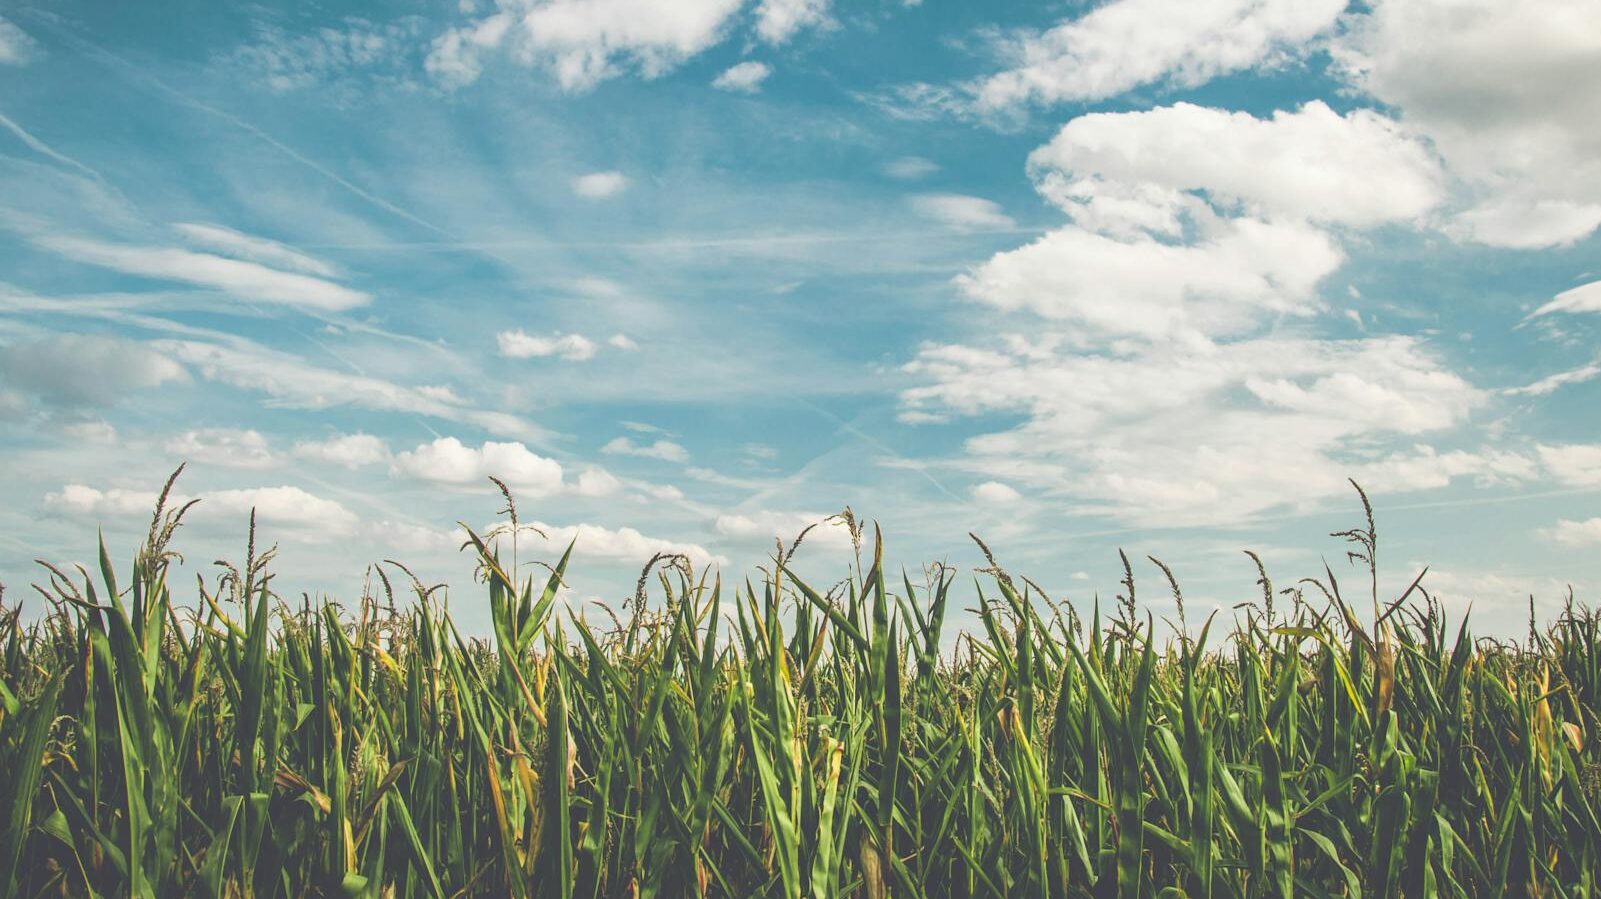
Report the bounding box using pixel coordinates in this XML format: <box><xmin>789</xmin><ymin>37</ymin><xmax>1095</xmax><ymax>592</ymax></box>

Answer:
<box><xmin>33</xmin><ymin>20</ymin><xmax>515</xmax><ymax>265</ymax></box>
<box><xmin>0</xmin><ymin>110</ymin><xmax>108</xmax><ymax>183</ymax></box>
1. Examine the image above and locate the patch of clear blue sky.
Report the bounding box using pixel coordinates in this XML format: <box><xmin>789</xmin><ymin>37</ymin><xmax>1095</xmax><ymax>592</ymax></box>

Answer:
<box><xmin>1</xmin><ymin>0</ymin><xmax>1597</xmax><ymax>637</ymax></box>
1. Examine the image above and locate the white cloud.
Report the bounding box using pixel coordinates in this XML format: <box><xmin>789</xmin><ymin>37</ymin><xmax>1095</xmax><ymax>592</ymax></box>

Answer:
<box><xmin>392</xmin><ymin>437</ymin><xmax>566</xmax><ymax>496</ymax></box>
<box><xmin>573</xmin><ymin>466</ymin><xmax>622</xmax><ymax>496</ymax></box>
<box><xmin>572</xmin><ymin>170</ymin><xmax>628</xmax><ymax>198</ymax></box>
<box><xmin>155</xmin><ymin>338</ymin><xmax>540</xmax><ymax>440</ymax></box>
<box><xmin>714</xmin><ymin>510</ymin><xmax>855</xmax><ymax>550</ymax></box>
<box><xmin>1334</xmin><ymin>0</ymin><xmax>1601</xmax><ymax>247</ymax></box>
<box><xmin>373</xmin><ymin>520</ymin><xmax>461</xmax><ymax>555</ymax></box>
<box><xmin>971</xmin><ymin>0</ymin><xmax>1345</xmax><ymax>113</ymax></box>
<box><xmin>224</xmin><ymin>18</ymin><xmax>421</xmax><ymax>93</ymax></box>
<box><xmin>741</xmin><ymin>442</ymin><xmax>778</xmax><ymax>460</ymax></box>
<box><xmin>972</xmin><ymin>480</ymin><xmax>1022</xmax><ymax>504</ymax></box>
<box><xmin>1504</xmin><ymin>361</ymin><xmax>1601</xmax><ymax>397</ymax></box>
<box><xmin>1532</xmin><ymin>281</ymin><xmax>1601</xmax><ymax>318</ymax></box>
<box><xmin>61</xmin><ymin>420</ymin><xmax>118</xmax><ymax>444</ymax></box>
<box><xmin>950</xmin><ymin>101</ymin><xmax>1454</xmax><ymax>342</ymax></box>
<box><xmin>1027</xmin><ymin>102</ymin><xmax>1444</xmax><ymax>230</ymax></box>
<box><xmin>910</xmin><ymin>194</ymin><xmax>1016</xmax><ymax>230</ymax></box>
<box><xmin>0</xmin><ymin>17</ymin><xmax>39</xmax><ymax>66</ymax></box>
<box><xmin>173</xmin><ymin>223</ymin><xmax>340</xmax><ymax>278</ymax></box>
<box><xmin>1450</xmin><ymin>201</ymin><xmax>1601</xmax><ymax>250</ymax></box>
<box><xmin>607</xmin><ymin>333</ymin><xmax>639</xmax><ymax>350</ymax></box>
<box><xmin>884</xmin><ymin>156</ymin><xmax>939</xmax><ymax>180</ymax></box>
<box><xmin>293</xmin><ymin>432</ymin><xmax>390</xmax><ymax>468</ymax></box>
<box><xmin>712</xmin><ymin>60</ymin><xmax>772</xmax><ymax>93</ymax></box>
<box><xmin>167</xmin><ymin>428</ymin><xmax>280</xmax><ymax>469</ymax></box>
<box><xmin>1419</xmin><ymin>567</ymin><xmax>1591</xmax><ymax>614</ymax></box>
<box><xmin>45</xmin><ymin>482</ymin><xmax>359</xmax><ymax>539</ymax></box>
<box><xmin>44</xmin><ymin>484</ymin><xmax>159</xmax><ymax>519</ymax></box>
<box><xmin>1545</xmin><ymin>518</ymin><xmax>1601</xmax><ymax>547</ymax></box>
<box><xmin>602</xmin><ymin>436</ymin><xmax>690</xmax><ymax>463</ymax></box>
<box><xmin>35</xmin><ymin>234</ymin><xmax>369</xmax><ymax>311</ymax></box>
<box><xmin>424</xmin><ymin>11</ymin><xmax>513</xmax><ymax>87</ymax></box>
<box><xmin>429</xmin><ymin>0</ymin><xmax>744</xmax><ymax>92</ymax></box>
<box><xmin>956</xmin><ymin>219</ymin><xmax>1339</xmax><ymax>339</ymax></box>
<box><xmin>205</xmin><ymin>486</ymin><xmax>361</xmax><ymax>538</ymax></box>
<box><xmin>497</xmin><ymin>330</ymin><xmax>599</xmax><ymax>360</ymax></box>
<box><xmin>754</xmin><ymin>0</ymin><xmax>831</xmax><ymax>45</ymax></box>
<box><xmin>902</xmin><ymin>333</ymin><xmax>1492</xmax><ymax>526</ymax></box>
<box><xmin>1537</xmin><ymin>444</ymin><xmax>1601</xmax><ymax>488</ymax></box>
<box><xmin>519</xmin><ymin>519</ymin><xmax>725</xmax><ymax>567</ymax></box>
<box><xmin>2</xmin><ymin>334</ymin><xmax>187</xmax><ymax>408</ymax></box>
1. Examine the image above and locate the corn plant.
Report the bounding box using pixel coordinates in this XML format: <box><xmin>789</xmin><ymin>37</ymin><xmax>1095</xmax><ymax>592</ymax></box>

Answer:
<box><xmin>0</xmin><ymin>472</ymin><xmax>1597</xmax><ymax>898</ymax></box>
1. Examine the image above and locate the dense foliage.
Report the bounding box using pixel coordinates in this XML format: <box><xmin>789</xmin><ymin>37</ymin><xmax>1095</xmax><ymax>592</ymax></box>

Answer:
<box><xmin>1</xmin><ymin>474</ymin><xmax>1598</xmax><ymax>898</ymax></box>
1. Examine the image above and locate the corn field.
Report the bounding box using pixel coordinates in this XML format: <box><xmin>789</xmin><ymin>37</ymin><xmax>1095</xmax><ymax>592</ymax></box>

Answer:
<box><xmin>1</xmin><ymin>473</ymin><xmax>1598</xmax><ymax>898</ymax></box>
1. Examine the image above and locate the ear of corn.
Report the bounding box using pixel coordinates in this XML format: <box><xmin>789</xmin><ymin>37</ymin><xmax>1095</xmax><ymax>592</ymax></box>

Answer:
<box><xmin>0</xmin><ymin>477</ymin><xmax>1598</xmax><ymax>897</ymax></box>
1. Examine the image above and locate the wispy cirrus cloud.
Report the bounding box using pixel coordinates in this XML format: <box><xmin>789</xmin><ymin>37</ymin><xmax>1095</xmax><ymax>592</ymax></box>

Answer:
<box><xmin>0</xmin><ymin>17</ymin><xmax>40</xmax><ymax>66</ymax></box>
<box><xmin>32</xmin><ymin>232</ymin><xmax>369</xmax><ymax>311</ymax></box>
<box><xmin>152</xmin><ymin>337</ymin><xmax>544</xmax><ymax>441</ymax></box>
<box><xmin>909</xmin><ymin>194</ymin><xmax>1015</xmax><ymax>230</ymax></box>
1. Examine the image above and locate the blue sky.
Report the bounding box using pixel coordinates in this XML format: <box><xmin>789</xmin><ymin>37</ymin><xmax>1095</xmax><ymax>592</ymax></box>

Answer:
<box><xmin>2</xmin><ymin>0</ymin><xmax>1598</xmax><ymax>636</ymax></box>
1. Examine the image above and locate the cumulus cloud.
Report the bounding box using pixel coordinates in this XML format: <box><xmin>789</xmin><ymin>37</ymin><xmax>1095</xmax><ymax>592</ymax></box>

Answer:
<box><xmin>44</xmin><ymin>484</ymin><xmax>160</xmax><ymax>519</ymax></box>
<box><xmin>2</xmin><ymin>334</ymin><xmax>187</xmax><ymax>408</ymax></box>
<box><xmin>427</xmin><ymin>0</ymin><xmax>744</xmax><ymax>92</ymax></box>
<box><xmin>902</xmin><ymin>333</ymin><xmax>1492</xmax><ymax>525</ymax></box>
<box><xmin>972</xmin><ymin>481</ymin><xmax>1022</xmax><ymax>504</ymax></box>
<box><xmin>293</xmin><ymin>432</ymin><xmax>389</xmax><ymax>468</ymax></box>
<box><xmin>572</xmin><ymin>170</ymin><xmax>628</xmax><ymax>198</ymax></box>
<box><xmin>602</xmin><ymin>436</ymin><xmax>690</xmax><ymax>463</ymax></box>
<box><xmin>1545</xmin><ymin>518</ymin><xmax>1601</xmax><ymax>547</ymax></box>
<box><xmin>1537</xmin><ymin>444</ymin><xmax>1601</xmax><ymax>488</ymax></box>
<box><xmin>516</xmin><ymin>519</ymin><xmax>724</xmax><ymax>567</ymax></box>
<box><xmin>392</xmin><ymin>437</ymin><xmax>566</xmax><ymax>495</ymax></box>
<box><xmin>1334</xmin><ymin>0</ymin><xmax>1601</xmax><ymax>247</ymax></box>
<box><xmin>205</xmin><ymin>486</ymin><xmax>361</xmax><ymax>538</ymax></box>
<box><xmin>497</xmin><ymin>330</ymin><xmax>599</xmax><ymax>360</ymax></box>
<box><xmin>713</xmin><ymin>510</ymin><xmax>856</xmax><ymax>551</ymax></box>
<box><xmin>1027</xmin><ymin>102</ymin><xmax>1444</xmax><ymax>231</ymax></box>
<box><xmin>573</xmin><ymin>466</ymin><xmax>623</xmax><ymax>496</ymax></box>
<box><xmin>754</xmin><ymin>0</ymin><xmax>831</xmax><ymax>45</ymax></box>
<box><xmin>970</xmin><ymin>0</ymin><xmax>1346</xmax><ymax>113</ymax></box>
<box><xmin>34</xmin><ymin>233</ymin><xmax>369</xmax><ymax>311</ymax></box>
<box><xmin>896</xmin><ymin>90</ymin><xmax>1513</xmax><ymax>526</ymax></box>
<box><xmin>910</xmin><ymin>194</ymin><xmax>1016</xmax><ymax>230</ymax></box>
<box><xmin>958</xmin><ymin>219</ymin><xmax>1339</xmax><ymax>340</ymax></box>
<box><xmin>166</xmin><ymin>428</ymin><xmax>280</xmax><ymax>469</ymax></box>
<box><xmin>951</xmin><ymin>101</ymin><xmax>1451</xmax><ymax>342</ymax></box>
<box><xmin>45</xmin><ymin>482</ymin><xmax>358</xmax><ymax>538</ymax></box>
<box><xmin>712</xmin><ymin>60</ymin><xmax>771</xmax><ymax>93</ymax></box>
<box><xmin>607</xmin><ymin>333</ymin><xmax>639</xmax><ymax>350</ymax></box>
